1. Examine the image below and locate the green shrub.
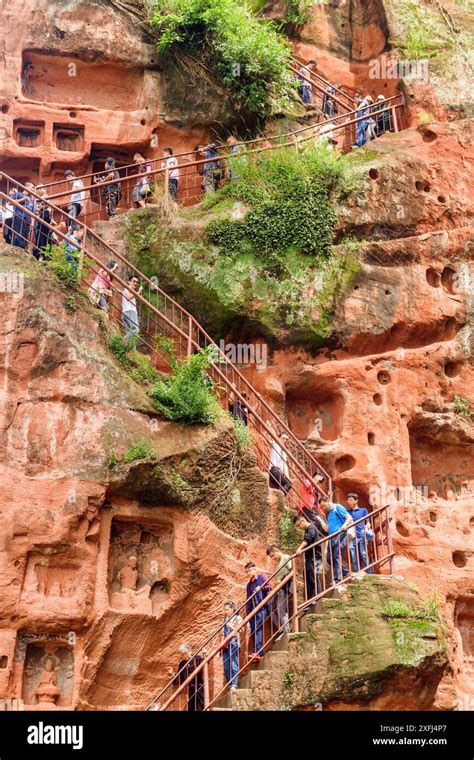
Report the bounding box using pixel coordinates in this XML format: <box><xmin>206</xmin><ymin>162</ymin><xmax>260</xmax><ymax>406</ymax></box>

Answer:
<box><xmin>453</xmin><ymin>394</ymin><xmax>472</xmax><ymax>420</ymax></box>
<box><xmin>109</xmin><ymin>333</ymin><xmax>160</xmax><ymax>384</ymax></box>
<box><xmin>44</xmin><ymin>243</ymin><xmax>85</xmax><ymax>288</ymax></box>
<box><xmin>232</xmin><ymin>417</ymin><xmax>252</xmax><ymax>451</ymax></box>
<box><xmin>149</xmin><ymin>347</ymin><xmax>221</xmax><ymax>424</ymax></box>
<box><xmin>382</xmin><ymin>601</ymin><xmax>413</xmax><ymax>618</ymax></box>
<box><xmin>205</xmin><ymin>144</ymin><xmax>346</xmax><ymax>271</ymax></box>
<box><xmin>279</xmin><ymin>509</ymin><xmax>300</xmax><ymax>552</ymax></box>
<box><xmin>123</xmin><ymin>439</ymin><xmax>157</xmax><ymax>463</ymax></box>
<box><xmin>150</xmin><ymin>0</ymin><xmax>292</xmax><ymax>115</ymax></box>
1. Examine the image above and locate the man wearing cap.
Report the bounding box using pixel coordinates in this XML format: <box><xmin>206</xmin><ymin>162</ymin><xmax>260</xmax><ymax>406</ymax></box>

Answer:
<box><xmin>346</xmin><ymin>493</ymin><xmax>373</xmax><ymax>573</ymax></box>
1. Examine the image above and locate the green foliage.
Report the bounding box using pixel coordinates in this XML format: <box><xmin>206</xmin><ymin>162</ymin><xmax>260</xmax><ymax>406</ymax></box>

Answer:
<box><xmin>149</xmin><ymin>347</ymin><xmax>221</xmax><ymax>424</ymax></box>
<box><xmin>398</xmin><ymin>27</ymin><xmax>441</xmax><ymax>59</ymax></box>
<box><xmin>124</xmin><ymin>215</ymin><xmax>159</xmax><ymax>278</ymax></box>
<box><xmin>205</xmin><ymin>144</ymin><xmax>347</xmax><ymax>271</ymax></box>
<box><xmin>123</xmin><ymin>438</ymin><xmax>157</xmax><ymax>463</ymax></box>
<box><xmin>44</xmin><ymin>243</ymin><xmax>84</xmax><ymax>289</ymax></box>
<box><xmin>150</xmin><ymin>0</ymin><xmax>292</xmax><ymax>115</ymax></box>
<box><xmin>453</xmin><ymin>394</ymin><xmax>472</xmax><ymax>420</ymax></box>
<box><xmin>279</xmin><ymin>509</ymin><xmax>300</xmax><ymax>552</ymax></box>
<box><xmin>382</xmin><ymin>596</ymin><xmax>440</xmax><ymax>622</ymax></box>
<box><xmin>232</xmin><ymin>417</ymin><xmax>252</xmax><ymax>451</ymax></box>
<box><xmin>282</xmin><ymin>669</ymin><xmax>295</xmax><ymax>688</ymax></box>
<box><xmin>107</xmin><ymin>450</ymin><xmax>118</xmax><ymax>470</ymax></box>
<box><xmin>281</xmin><ymin>0</ymin><xmax>312</xmax><ymax>27</ymax></box>
<box><xmin>109</xmin><ymin>333</ymin><xmax>160</xmax><ymax>385</ymax></box>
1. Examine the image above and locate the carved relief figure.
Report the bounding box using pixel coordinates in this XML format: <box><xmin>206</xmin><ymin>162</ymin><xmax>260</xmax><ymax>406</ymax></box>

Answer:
<box><xmin>34</xmin><ymin>656</ymin><xmax>60</xmax><ymax>705</ymax></box>
<box><xmin>118</xmin><ymin>557</ymin><xmax>138</xmax><ymax>591</ymax></box>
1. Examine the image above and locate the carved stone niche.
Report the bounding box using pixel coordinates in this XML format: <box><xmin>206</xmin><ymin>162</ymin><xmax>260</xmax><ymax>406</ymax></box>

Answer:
<box><xmin>13</xmin><ymin>120</ymin><xmax>45</xmax><ymax>148</ymax></box>
<box><xmin>53</xmin><ymin>124</ymin><xmax>85</xmax><ymax>152</ymax></box>
<box><xmin>108</xmin><ymin>519</ymin><xmax>173</xmax><ymax>616</ymax></box>
<box><xmin>17</xmin><ymin>635</ymin><xmax>74</xmax><ymax>709</ymax></box>
<box><xmin>21</xmin><ymin>546</ymin><xmax>82</xmax><ymax>599</ymax></box>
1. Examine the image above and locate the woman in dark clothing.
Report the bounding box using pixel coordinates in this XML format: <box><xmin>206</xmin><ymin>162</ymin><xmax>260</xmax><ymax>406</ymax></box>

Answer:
<box><xmin>11</xmin><ymin>190</ymin><xmax>33</xmax><ymax>249</ymax></box>
<box><xmin>170</xmin><ymin>644</ymin><xmax>205</xmax><ymax>711</ymax></box>
<box><xmin>32</xmin><ymin>187</ymin><xmax>54</xmax><ymax>260</ymax></box>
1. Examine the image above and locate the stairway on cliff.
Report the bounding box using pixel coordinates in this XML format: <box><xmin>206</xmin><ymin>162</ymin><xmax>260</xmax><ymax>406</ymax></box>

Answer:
<box><xmin>211</xmin><ymin>588</ymin><xmax>346</xmax><ymax>711</ymax></box>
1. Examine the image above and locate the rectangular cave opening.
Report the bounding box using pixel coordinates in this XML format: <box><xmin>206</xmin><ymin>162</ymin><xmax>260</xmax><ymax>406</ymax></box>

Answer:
<box><xmin>0</xmin><ymin>655</ymin><xmax>8</xmax><ymax>669</ymax></box>
<box><xmin>21</xmin><ymin>50</ymin><xmax>146</xmax><ymax>110</ymax></box>
<box><xmin>107</xmin><ymin>516</ymin><xmax>173</xmax><ymax>617</ymax></box>
<box><xmin>408</xmin><ymin>427</ymin><xmax>474</xmax><ymax>499</ymax></box>
<box><xmin>13</xmin><ymin>120</ymin><xmax>45</xmax><ymax>148</ymax></box>
<box><xmin>53</xmin><ymin>124</ymin><xmax>85</xmax><ymax>152</ymax></box>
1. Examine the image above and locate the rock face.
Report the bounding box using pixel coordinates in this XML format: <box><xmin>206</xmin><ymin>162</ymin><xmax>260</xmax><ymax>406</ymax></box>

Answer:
<box><xmin>0</xmin><ymin>248</ymin><xmax>278</xmax><ymax>709</ymax></box>
<box><xmin>214</xmin><ymin>576</ymin><xmax>449</xmax><ymax>711</ymax></box>
<box><xmin>0</xmin><ymin>0</ymin><xmax>234</xmax><ymax>185</ymax></box>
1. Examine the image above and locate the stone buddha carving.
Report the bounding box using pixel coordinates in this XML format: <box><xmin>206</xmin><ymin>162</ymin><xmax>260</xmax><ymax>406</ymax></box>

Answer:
<box><xmin>35</xmin><ymin>657</ymin><xmax>60</xmax><ymax>705</ymax></box>
<box><xmin>118</xmin><ymin>556</ymin><xmax>139</xmax><ymax>591</ymax></box>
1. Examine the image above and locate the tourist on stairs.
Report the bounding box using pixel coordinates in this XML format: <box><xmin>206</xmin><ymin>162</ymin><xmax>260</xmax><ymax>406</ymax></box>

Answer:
<box><xmin>1</xmin><ymin>189</ymin><xmax>15</xmax><ymax>245</ymax></box>
<box><xmin>160</xmin><ymin>147</ymin><xmax>180</xmax><ymax>202</ymax></box>
<box><xmin>296</xmin><ymin>60</ymin><xmax>317</xmax><ymax>105</ymax></box>
<box><xmin>94</xmin><ymin>157</ymin><xmax>120</xmax><ymax>218</ymax></box>
<box><xmin>64</xmin><ymin>171</ymin><xmax>85</xmax><ymax>231</ymax></box>
<box><xmin>10</xmin><ymin>185</ymin><xmax>34</xmax><ymax>249</ymax></box>
<box><xmin>345</xmin><ymin>492</ymin><xmax>373</xmax><ymax>573</ymax></box>
<box><xmin>354</xmin><ymin>95</ymin><xmax>371</xmax><ymax>148</ymax></box>
<box><xmin>269</xmin><ymin>431</ymin><xmax>292</xmax><ymax>494</ymax></box>
<box><xmin>169</xmin><ymin>643</ymin><xmax>205</xmax><ymax>711</ymax></box>
<box><xmin>293</xmin><ymin>513</ymin><xmax>325</xmax><ymax>605</ymax></box>
<box><xmin>132</xmin><ymin>153</ymin><xmax>152</xmax><ymax>208</ymax></box>
<box><xmin>266</xmin><ymin>545</ymin><xmax>292</xmax><ymax>637</ymax></box>
<box><xmin>121</xmin><ymin>274</ymin><xmax>142</xmax><ymax>341</ymax></box>
<box><xmin>245</xmin><ymin>562</ymin><xmax>271</xmax><ymax>661</ymax></box>
<box><xmin>319</xmin><ymin>496</ymin><xmax>357</xmax><ymax>583</ymax></box>
<box><xmin>221</xmin><ymin>601</ymin><xmax>242</xmax><ymax>689</ymax></box>
<box><xmin>88</xmin><ymin>260</ymin><xmax>118</xmax><ymax>314</ymax></box>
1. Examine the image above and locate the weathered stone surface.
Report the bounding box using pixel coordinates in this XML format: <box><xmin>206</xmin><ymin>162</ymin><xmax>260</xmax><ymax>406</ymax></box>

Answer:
<box><xmin>0</xmin><ymin>249</ymin><xmax>277</xmax><ymax>709</ymax></box>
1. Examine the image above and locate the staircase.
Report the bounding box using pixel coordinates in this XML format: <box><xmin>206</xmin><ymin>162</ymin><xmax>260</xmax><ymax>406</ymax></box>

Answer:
<box><xmin>147</xmin><ymin>503</ymin><xmax>393</xmax><ymax>711</ymax></box>
<box><xmin>0</xmin><ymin>173</ymin><xmax>333</xmax><ymax>517</ymax></box>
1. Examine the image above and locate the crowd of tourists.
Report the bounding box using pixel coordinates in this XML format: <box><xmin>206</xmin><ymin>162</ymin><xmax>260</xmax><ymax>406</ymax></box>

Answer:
<box><xmin>295</xmin><ymin>59</ymin><xmax>393</xmax><ymax>149</ymax></box>
<box><xmin>170</xmin><ymin>490</ymin><xmax>374</xmax><ymax>710</ymax></box>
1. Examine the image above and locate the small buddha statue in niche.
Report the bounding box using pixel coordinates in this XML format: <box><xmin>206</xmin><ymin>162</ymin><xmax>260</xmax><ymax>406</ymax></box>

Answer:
<box><xmin>35</xmin><ymin>657</ymin><xmax>60</xmax><ymax>705</ymax></box>
<box><xmin>118</xmin><ymin>556</ymin><xmax>139</xmax><ymax>591</ymax></box>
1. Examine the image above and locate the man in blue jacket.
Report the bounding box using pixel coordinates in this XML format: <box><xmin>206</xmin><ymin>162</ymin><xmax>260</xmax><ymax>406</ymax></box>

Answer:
<box><xmin>346</xmin><ymin>492</ymin><xmax>373</xmax><ymax>573</ymax></box>
<box><xmin>245</xmin><ymin>562</ymin><xmax>271</xmax><ymax>661</ymax></box>
<box><xmin>320</xmin><ymin>497</ymin><xmax>357</xmax><ymax>583</ymax></box>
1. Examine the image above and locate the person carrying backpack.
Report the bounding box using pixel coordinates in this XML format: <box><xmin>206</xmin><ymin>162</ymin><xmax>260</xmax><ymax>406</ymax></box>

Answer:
<box><xmin>319</xmin><ymin>497</ymin><xmax>357</xmax><ymax>583</ymax></box>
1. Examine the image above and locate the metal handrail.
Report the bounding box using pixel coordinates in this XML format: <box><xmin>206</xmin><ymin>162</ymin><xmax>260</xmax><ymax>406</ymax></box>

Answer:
<box><xmin>290</xmin><ymin>55</ymin><xmax>356</xmax><ymax>109</ymax></box>
<box><xmin>35</xmin><ymin>94</ymin><xmax>404</xmax><ymax>210</ymax></box>
<box><xmin>38</xmin><ymin>68</ymin><xmax>358</xmax><ymax>194</ymax></box>
<box><xmin>1</xmin><ymin>174</ymin><xmax>332</xmax><ymax>506</ymax></box>
<box><xmin>147</xmin><ymin>504</ymin><xmax>393</xmax><ymax>711</ymax></box>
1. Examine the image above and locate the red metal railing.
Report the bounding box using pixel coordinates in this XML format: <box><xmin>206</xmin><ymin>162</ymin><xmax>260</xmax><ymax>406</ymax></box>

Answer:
<box><xmin>290</xmin><ymin>55</ymin><xmax>356</xmax><ymax>113</ymax></box>
<box><xmin>0</xmin><ymin>173</ymin><xmax>332</xmax><ymax>511</ymax></box>
<box><xmin>29</xmin><ymin>94</ymin><xmax>403</xmax><ymax>225</ymax></box>
<box><xmin>146</xmin><ymin>504</ymin><xmax>393</xmax><ymax>711</ymax></box>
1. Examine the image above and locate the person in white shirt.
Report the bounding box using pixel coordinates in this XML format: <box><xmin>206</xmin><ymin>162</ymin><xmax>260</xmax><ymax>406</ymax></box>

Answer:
<box><xmin>2</xmin><ymin>189</ymin><xmax>15</xmax><ymax>244</ymax></box>
<box><xmin>65</xmin><ymin>170</ymin><xmax>85</xmax><ymax>230</ymax></box>
<box><xmin>121</xmin><ymin>275</ymin><xmax>142</xmax><ymax>341</ymax></box>
<box><xmin>269</xmin><ymin>432</ymin><xmax>292</xmax><ymax>494</ymax></box>
<box><xmin>160</xmin><ymin>147</ymin><xmax>180</xmax><ymax>202</ymax></box>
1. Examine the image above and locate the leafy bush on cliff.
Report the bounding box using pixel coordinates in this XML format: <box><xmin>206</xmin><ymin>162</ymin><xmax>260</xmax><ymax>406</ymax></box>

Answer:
<box><xmin>150</xmin><ymin>0</ymin><xmax>292</xmax><ymax>115</ymax></box>
<box><xmin>150</xmin><ymin>347</ymin><xmax>221</xmax><ymax>424</ymax></box>
<box><xmin>206</xmin><ymin>144</ymin><xmax>344</xmax><ymax>271</ymax></box>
